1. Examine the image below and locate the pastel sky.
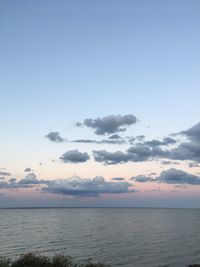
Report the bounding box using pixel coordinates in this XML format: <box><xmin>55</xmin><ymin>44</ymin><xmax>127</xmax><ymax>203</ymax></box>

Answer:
<box><xmin>1</xmin><ymin>0</ymin><xmax>200</xmax><ymax>208</ymax></box>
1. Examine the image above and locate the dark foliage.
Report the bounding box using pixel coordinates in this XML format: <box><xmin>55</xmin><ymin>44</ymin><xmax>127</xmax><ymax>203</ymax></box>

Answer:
<box><xmin>0</xmin><ymin>253</ymin><xmax>107</xmax><ymax>267</ymax></box>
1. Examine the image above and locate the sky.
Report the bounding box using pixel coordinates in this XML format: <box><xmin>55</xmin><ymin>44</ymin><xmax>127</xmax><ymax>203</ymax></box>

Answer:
<box><xmin>1</xmin><ymin>0</ymin><xmax>200</xmax><ymax>208</ymax></box>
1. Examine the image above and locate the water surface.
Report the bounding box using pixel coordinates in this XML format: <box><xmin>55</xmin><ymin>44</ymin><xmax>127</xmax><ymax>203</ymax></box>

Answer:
<box><xmin>0</xmin><ymin>208</ymin><xmax>200</xmax><ymax>266</ymax></box>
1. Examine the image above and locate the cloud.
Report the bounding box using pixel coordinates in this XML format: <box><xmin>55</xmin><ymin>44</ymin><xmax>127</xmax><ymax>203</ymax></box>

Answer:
<box><xmin>109</xmin><ymin>134</ymin><xmax>122</xmax><ymax>139</ymax></box>
<box><xmin>127</xmin><ymin>144</ymin><xmax>167</xmax><ymax>161</ymax></box>
<box><xmin>0</xmin><ymin>181</ymin><xmax>14</xmax><ymax>189</ymax></box>
<box><xmin>136</xmin><ymin>135</ymin><xmax>145</xmax><ymax>140</ymax></box>
<box><xmin>60</xmin><ymin>150</ymin><xmax>90</xmax><ymax>163</ymax></box>
<box><xmin>24</xmin><ymin>168</ymin><xmax>32</xmax><ymax>172</ymax></box>
<box><xmin>129</xmin><ymin>168</ymin><xmax>200</xmax><ymax>185</ymax></box>
<box><xmin>43</xmin><ymin>176</ymin><xmax>133</xmax><ymax>196</ymax></box>
<box><xmin>128</xmin><ymin>136</ymin><xmax>176</xmax><ymax>146</ymax></box>
<box><xmin>111</xmin><ymin>177</ymin><xmax>125</xmax><ymax>181</ymax></box>
<box><xmin>168</xmin><ymin>122</ymin><xmax>200</xmax><ymax>162</ymax></box>
<box><xmin>145</xmin><ymin>188</ymin><xmax>161</xmax><ymax>192</ymax></box>
<box><xmin>131</xmin><ymin>175</ymin><xmax>155</xmax><ymax>182</ymax></box>
<box><xmin>9</xmin><ymin>178</ymin><xmax>17</xmax><ymax>183</ymax></box>
<box><xmin>174</xmin><ymin>184</ymin><xmax>188</xmax><ymax>189</ymax></box>
<box><xmin>169</xmin><ymin>142</ymin><xmax>200</xmax><ymax>161</ymax></box>
<box><xmin>45</xmin><ymin>132</ymin><xmax>64</xmax><ymax>143</ymax></box>
<box><xmin>158</xmin><ymin>168</ymin><xmax>200</xmax><ymax>185</ymax></box>
<box><xmin>92</xmin><ymin>122</ymin><xmax>200</xmax><ymax>165</ymax></box>
<box><xmin>144</xmin><ymin>137</ymin><xmax>177</xmax><ymax>147</ymax></box>
<box><xmin>94</xmin><ymin>144</ymin><xmax>167</xmax><ymax>165</ymax></box>
<box><xmin>149</xmin><ymin>172</ymin><xmax>157</xmax><ymax>176</ymax></box>
<box><xmin>19</xmin><ymin>173</ymin><xmax>42</xmax><ymax>185</ymax></box>
<box><xmin>0</xmin><ymin>171</ymin><xmax>11</xmax><ymax>176</ymax></box>
<box><xmin>93</xmin><ymin>150</ymin><xmax>132</xmax><ymax>165</ymax></box>
<box><xmin>188</xmin><ymin>162</ymin><xmax>200</xmax><ymax>168</ymax></box>
<box><xmin>76</xmin><ymin>122</ymin><xmax>82</xmax><ymax>127</ymax></box>
<box><xmin>161</xmin><ymin>160</ymin><xmax>180</xmax><ymax>165</ymax></box>
<box><xmin>77</xmin><ymin>114</ymin><xmax>137</xmax><ymax>135</ymax></box>
<box><xmin>72</xmin><ymin>139</ymin><xmax>126</xmax><ymax>145</ymax></box>
<box><xmin>181</xmin><ymin>122</ymin><xmax>200</xmax><ymax>141</ymax></box>
<box><xmin>44</xmin><ymin>121</ymin><xmax>200</xmax><ymax>166</ymax></box>
<box><xmin>0</xmin><ymin>173</ymin><xmax>135</xmax><ymax>198</ymax></box>
<box><xmin>0</xmin><ymin>180</ymin><xmax>31</xmax><ymax>189</ymax></box>
<box><xmin>46</xmin><ymin>133</ymin><xmax>127</xmax><ymax>145</ymax></box>
<box><xmin>0</xmin><ymin>174</ymin><xmax>48</xmax><ymax>189</ymax></box>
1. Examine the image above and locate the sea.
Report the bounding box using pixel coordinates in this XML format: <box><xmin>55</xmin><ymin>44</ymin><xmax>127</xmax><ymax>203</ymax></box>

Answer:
<box><xmin>0</xmin><ymin>208</ymin><xmax>200</xmax><ymax>267</ymax></box>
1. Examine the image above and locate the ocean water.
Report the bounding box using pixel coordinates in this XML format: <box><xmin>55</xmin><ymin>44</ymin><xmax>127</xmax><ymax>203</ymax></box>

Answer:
<box><xmin>0</xmin><ymin>208</ymin><xmax>200</xmax><ymax>266</ymax></box>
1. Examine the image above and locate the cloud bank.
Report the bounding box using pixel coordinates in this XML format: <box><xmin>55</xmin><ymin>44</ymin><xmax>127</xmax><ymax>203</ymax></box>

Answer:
<box><xmin>131</xmin><ymin>168</ymin><xmax>200</xmax><ymax>185</ymax></box>
<box><xmin>43</xmin><ymin>176</ymin><xmax>132</xmax><ymax>196</ymax></box>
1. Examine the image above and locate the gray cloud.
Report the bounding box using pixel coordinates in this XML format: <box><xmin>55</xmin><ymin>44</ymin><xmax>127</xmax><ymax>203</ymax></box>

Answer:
<box><xmin>127</xmin><ymin>137</ymin><xmax>136</xmax><ymax>145</ymax></box>
<box><xmin>24</xmin><ymin>168</ymin><xmax>32</xmax><ymax>172</ymax></box>
<box><xmin>128</xmin><ymin>136</ymin><xmax>176</xmax><ymax>146</ymax></box>
<box><xmin>45</xmin><ymin>132</ymin><xmax>64</xmax><ymax>143</ymax></box>
<box><xmin>94</xmin><ymin>144</ymin><xmax>167</xmax><ymax>165</ymax></box>
<box><xmin>161</xmin><ymin>160</ymin><xmax>180</xmax><ymax>165</ymax></box>
<box><xmin>189</xmin><ymin>162</ymin><xmax>200</xmax><ymax>168</ymax></box>
<box><xmin>111</xmin><ymin>177</ymin><xmax>125</xmax><ymax>181</ymax></box>
<box><xmin>92</xmin><ymin>122</ymin><xmax>200</xmax><ymax>164</ymax></box>
<box><xmin>163</xmin><ymin>137</ymin><xmax>177</xmax><ymax>145</ymax></box>
<box><xmin>93</xmin><ymin>150</ymin><xmax>132</xmax><ymax>165</ymax></box>
<box><xmin>78</xmin><ymin>114</ymin><xmax>137</xmax><ymax>135</ymax></box>
<box><xmin>0</xmin><ymin>180</ymin><xmax>31</xmax><ymax>189</ymax></box>
<box><xmin>168</xmin><ymin>122</ymin><xmax>200</xmax><ymax>162</ymax></box>
<box><xmin>0</xmin><ymin>173</ymin><xmax>135</xmax><ymax>197</ymax></box>
<box><xmin>158</xmin><ymin>168</ymin><xmax>200</xmax><ymax>185</ymax></box>
<box><xmin>127</xmin><ymin>144</ymin><xmax>167</xmax><ymax>161</ymax></box>
<box><xmin>131</xmin><ymin>175</ymin><xmax>155</xmax><ymax>183</ymax></box>
<box><xmin>60</xmin><ymin>150</ymin><xmax>90</xmax><ymax>163</ymax></box>
<box><xmin>174</xmin><ymin>184</ymin><xmax>188</xmax><ymax>189</ymax></box>
<box><xmin>144</xmin><ymin>137</ymin><xmax>176</xmax><ymax>147</ymax></box>
<box><xmin>109</xmin><ymin>134</ymin><xmax>122</xmax><ymax>139</ymax></box>
<box><xmin>0</xmin><ymin>174</ymin><xmax>49</xmax><ymax>189</ymax></box>
<box><xmin>43</xmin><ymin>176</ymin><xmax>133</xmax><ymax>196</ymax></box>
<box><xmin>0</xmin><ymin>171</ymin><xmax>11</xmax><ymax>176</ymax></box>
<box><xmin>169</xmin><ymin>142</ymin><xmax>200</xmax><ymax>161</ymax></box>
<box><xmin>130</xmin><ymin>168</ymin><xmax>200</xmax><ymax>185</ymax></box>
<box><xmin>181</xmin><ymin>122</ymin><xmax>200</xmax><ymax>141</ymax></box>
<box><xmin>149</xmin><ymin>172</ymin><xmax>157</xmax><ymax>176</ymax></box>
<box><xmin>72</xmin><ymin>139</ymin><xmax>126</xmax><ymax>145</ymax></box>
<box><xmin>76</xmin><ymin>122</ymin><xmax>82</xmax><ymax>127</ymax></box>
<box><xmin>0</xmin><ymin>181</ymin><xmax>16</xmax><ymax>189</ymax></box>
<box><xmin>46</xmin><ymin>121</ymin><xmax>200</xmax><ymax>165</ymax></box>
<box><xmin>9</xmin><ymin>178</ymin><xmax>17</xmax><ymax>183</ymax></box>
<box><xmin>46</xmin><ymin>133</ymin><xmax>127</xmax><ymax>145</ymax></box>
<box><xmin>136</xmin><ymin>135</ymin><xmax>145</xmax><ymax>140</ymax></box>
<box><xmin>145</xmin><ymin>188</ymin><xmax>161</xmax><ymax>192</ymax></box>
<box><xmin>19</xmin><ymin>173</ymin><xmax>43</xmax><ymax>185</ymax></box>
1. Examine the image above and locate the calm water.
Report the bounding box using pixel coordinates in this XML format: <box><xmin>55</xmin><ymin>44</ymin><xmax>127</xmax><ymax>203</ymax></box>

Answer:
<box><xmin>0</xmin><ymin>208</ymin><xmax>200</xmax><ymax>266</ymax></box>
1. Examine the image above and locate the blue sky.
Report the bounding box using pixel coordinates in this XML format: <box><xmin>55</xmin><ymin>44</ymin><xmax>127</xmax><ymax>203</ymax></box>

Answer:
<box><xmin>1</xmin><ymin>0</ymin><xmax>200</xmax><ymax>207</ymax></box>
